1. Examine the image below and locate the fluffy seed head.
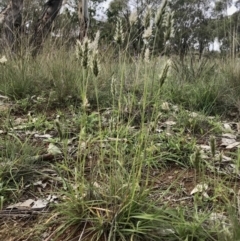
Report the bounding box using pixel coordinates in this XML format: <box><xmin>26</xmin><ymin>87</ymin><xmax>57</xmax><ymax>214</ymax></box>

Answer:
<box><xmin>75</xmin><ymin>38</ymin><xmax>90</xmax><ymax>69</ymax></box>
<box><xmin>75</xmin><ymin>40</ymin><xmax>82</xmax><ymax>59</ymax></box>
<box><xmin>89</xmin><ymin>30</ymin><xmax>100</xmax><ymax>51</ymax></box>
<box><xmin>76</xmin><ymin>31</ymin><xmax>100</xmax><ymax>72</ymax></box>
<box><xmin>129</xmin><ymin>10</ymin><xmax>138</xmax><ymax>26</ymax></box>
<box><xmin>142</xmin><ymin>24</ymin><xmax>152</xmax><ymax>45</ymax></box>
<box><xmin>81</xmin><ymin>37</ymin><xmax>90</xmax><ymax>69</ymax></box>
<box><xmin>144</xmin><ymin>48</ymin><xmax>150</xmax><ymax>63</ymax></box>
<box><xmin>155</xmin><ymin>0</ymin><xmax>168</xmax><ymax>29</ymax></box>
<box><xmin>159</xmin><ymin>59</ymin><xmax>171</xmax><ymax>87</ymax></box>
<box><xmin>82</xmin><ymin>96</ymin><xmax>90</xmax><ymax>109</ymax></box>
<box><xmin>114</xmin><ymin>18</ymin><xmax>124</xmax><ymax>45</ymax></box>
<box><xmin>143</xmin><ymin>5</ymin><xmax>151</xmax><ymax>28</ymax></box>
<box><xmin>164</xmin><ymin>11</ymin><xmax>175</xmax><ymax>41</ymax></box>
<box><xmin>90</xmin><ymin>50</ymin><xmax>100</xmax><ymax>77</ymax></box>
<box><xmin>111</xmin><ymin>76</ymin><xmax>117</xmax><ymax>96</ymax></box>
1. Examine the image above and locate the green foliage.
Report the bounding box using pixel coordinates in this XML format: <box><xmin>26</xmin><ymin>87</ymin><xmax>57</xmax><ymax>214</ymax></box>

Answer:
<box><xmin>56</xmin><ymin>170</ymin><xmax>169</xmax><ymax>241</ymax></box>
<box><xmin>0</xmin><ymin>133</ymin><xmax>43</xmax><ymax>206</ymax></box>
<box><xmin>0</xmin><ymin>59</ymin><xmax>42</xmax><ymax>99</ymax></box>
<box><xmin>162</xmin><ymin>57</ymin><xmax>227</xmax><ymax>115</ymax></box>
<box><xmin>169</xmin><ymin>0</ymin><xmax>213</xmax><ymax>59</ymax></box>
<box><xmin>107</xmin><ymin>0</ymin><xmax>129</xmax><ymax>19</ymax></box>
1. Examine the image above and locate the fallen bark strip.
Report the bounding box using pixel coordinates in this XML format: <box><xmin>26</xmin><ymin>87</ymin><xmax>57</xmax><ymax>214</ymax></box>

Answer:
<box><xmin>0</xmin><ymin>209</ymin><xmax>49</xmax><ymax>218</ymax></box>
<box><xmin>25</xmin><ymin>153</ymin><xmax>56</xmax><ymax>162</ymax></box>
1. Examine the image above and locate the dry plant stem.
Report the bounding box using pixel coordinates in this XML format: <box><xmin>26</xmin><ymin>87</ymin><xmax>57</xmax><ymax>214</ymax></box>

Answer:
<box><xmin>43</xmin><ymin>228</ymin><xmax>59</xmax><ymax>241</ymax></box>
<box><xmin>77</xmin><ymin>221</ymin><xmax>87</xmax><ymax>241</ymax></box>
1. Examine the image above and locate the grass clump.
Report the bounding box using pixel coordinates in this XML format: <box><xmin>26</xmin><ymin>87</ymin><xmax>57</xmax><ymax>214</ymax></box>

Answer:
<box><xmin>2</xmin><ymin>6</ymin><xmax>240</xmax><ymax>241</ymax></box>
<box><xmin>56</xmin><ymin>170</ymin><xmax>169</xmax><ymax>241</ymax></box>
<box><xmin>0</xmin><ymin>56</ymin><xmax>43</xmax><ymax>99</ymax></box>
<box><xmin>0</xmin><ymin>134</ymin><xmax>44</xmax><ymax>205</ymax></box>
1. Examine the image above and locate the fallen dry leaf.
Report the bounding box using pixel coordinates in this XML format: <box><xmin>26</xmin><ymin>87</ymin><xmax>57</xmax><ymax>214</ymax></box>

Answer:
<box><xmin>47</xmin><ymin>143</ymin><xmax>62</xmax><ymax>155</ymax></box>
<box><xmin>7</xmin><ymin>199</ymin><xmax>35</xmax><ymax>210</ymax></box>
<box><xmin>221</xmin><ymin>138</ymin><xmax>236</xmax><ymax>147</ymax></box>
<box><xmin>226</xmin><ymin>142</ymin><xmax>240</xmax><ymax>149</ymax></box>
<box><xmin>190</xmin><ymin>183</ymin><xmax>208</xmax><ymax>195</ymax></box>
<box><xmin>223</xmin><ymin>123</ymin><xmax>232</xmax><ymax>132</ymax></box>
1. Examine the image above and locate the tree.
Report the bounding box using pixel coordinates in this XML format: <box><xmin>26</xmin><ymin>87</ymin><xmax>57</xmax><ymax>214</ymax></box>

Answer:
<box><xmin>30</xmin><ymin>0</ymin><xmax>63</xmax><ymax>55</ymax></box>
<box><xmin>169</xmin><ymin>0</ymin><xmax>213</xmax><ymax>60</ymax></box>
<box><xmin>0</xmin><ymin>0</ymin><xmax>23</xmax><ymax>52</ymax></box>
<box><xmin>212</xmin><ymin>0</ymin><xmax>236</xmax><ymax>58</ymax></box>
<box><xmin>101</xmin><ymin>0</ymin><xmax>129</xmax><ymax>44</ymax></box>
<box><xmin>0</xmin><ymin>0</ymin><xmax>90</xmax><ymax>55</ymax></box>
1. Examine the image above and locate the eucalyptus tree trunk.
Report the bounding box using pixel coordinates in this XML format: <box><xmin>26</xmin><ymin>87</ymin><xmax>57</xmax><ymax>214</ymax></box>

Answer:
<box><xmin>30</xmin><ymin>0</ymin><xmax>63</xmax><ymax>56</ymax></box>
<box><xmin>78</xmin><ymin>0</ymin><xmax>89</xmax><ymax>41</ymax></box>
<box><xmin>1</xmin><ymin>0</ymin><xmax>89</xmax><ymax>55</ymax></box>
<box><xmin>0</xmin><ymin>0</ymin><xmax>23</xmax><ymax>52</ymax></box>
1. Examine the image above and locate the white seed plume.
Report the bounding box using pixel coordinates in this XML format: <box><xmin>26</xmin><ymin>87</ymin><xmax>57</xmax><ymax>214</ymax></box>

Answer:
<box><xmin>144</xmin><ymin>48</ymin><xmax>150</xmax><ymax>63</ymax></box>
<box><xmin>89</xmin><ymin>30</ymin><xmax>100</xmax><ymax>51</ymax></box>
<box><xmin>75</xmin><ymin>40</ymin><xmax>82</xmax><ymax>59</ymax></box>
<box><xmin>114</xmin><ymin>18</ymin><xmax>124</xmax><ymax>45</ymax></box>
<box><xmin>111</xmin><ymin>76</ymin><xmax>117</xmax><ymax>96</ymax></box>
<box><xmin>155</xmin><ymin>0</ymin><xmax>168</xmax><ymax>28</ymax></box>
<box><xmin>75</xmin><ymin>37</ymin><xmax>90</xmax><ymax>68</ymax></box>
<box><xmin>143</xmin><ymin>5</ymin><xmax>151</xmax><ymax>28</ymax></box>
<box><xmin>159</xmin><ymin>59</ymin><xmax>171</xmax><ymax>87</ymax></box>
<box><xmin>129</xmin><ymin>10</ymin><xmax>138</xmax><ymax>26</ymax></box>
<box><xmin>76</xmin><ymin>31</ymin><xmax>100</xmax><ymax>72</ymax></box>
<box><xmin>142</xmin><ymin>24</ymin><xmax>152</xmax><ymax>40</ymax></box>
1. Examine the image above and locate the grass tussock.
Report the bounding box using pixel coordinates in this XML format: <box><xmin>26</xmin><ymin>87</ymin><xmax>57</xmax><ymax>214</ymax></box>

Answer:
<box><xmin>1</xmin><ymin>8</ymin><xmax>240</xmax><ymax>241</ymax></box>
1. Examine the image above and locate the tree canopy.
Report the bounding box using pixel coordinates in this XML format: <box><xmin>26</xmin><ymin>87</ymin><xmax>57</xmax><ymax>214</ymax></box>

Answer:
<box><xmin>1</xmin><ymin>0</ymin><xmax>240</xmax><ymax>59</ymax></box>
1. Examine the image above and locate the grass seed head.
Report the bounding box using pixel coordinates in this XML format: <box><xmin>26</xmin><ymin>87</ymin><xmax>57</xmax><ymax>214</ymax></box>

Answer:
<box><xmin>89</xmin><ymin>30</ymin><xmax>100</xmax><ymax>51</ymax></box>
<box><xmin>190</xmin><ymin>147</ymin><xmax>202</xmax><ymax>172</ymax></box>
<box><xmin>90</xmin><ymin>50</ymin><xmax>100</xmax><ymax>77</ymax></box>
<box><xmin>114</xmin><ymin>18</ymin><xmax>125</xmax><ymax>45</ymax></box>
<box><xmin>210</xmin><ymin>135</ymin><xmax>216</xmax><ymax>157</ymax></box>
<box><xmin>111</xmin><ymin>76</ymin><xmax>117</xmax><ymax>96</ymax></box>
<box><xmin>129</xmin><ymin>10</ymin><xmax>138</xmax><ymax>26</ymax></box>
<box><xmin>82</xmin><ymin>96</ymin><xmax>90</xmax><ymax>109</ymax></box>
<box><xmin>81</xmin><ymin>37</ymin><xmax>90</xmax><ymax>69</ymax></box>
<box><xmin>142</xmin><ymin>24</ymin><xmax>153</xmax><ymax>45</ymax></box>
<box><xmin>144</xmin><ymin>47</ymin><xmax>150</xmax><ymax>63</ymax></box>
<box><xmin>159</xmin><ymin>59</ymin><xmax>171</xmax><ymax>87</ymax></box>
<box><xmin>170</xmin><ymin>19</ymin><xmax>175</xmax><ymax>38</ymax></box>
<box><xmin>155</xmin><ymin>0</ymin><xmax>168</xmax><ymax>29</ymax></box>
<box><xmin>143</xmin><ymin>5</ymin><xmax>151</xmax><ymax>29</ymax></box>
<box><xmin>164</xmin><ymin>11</ymin><xmax>175</xmax><ymax>41</ymax></box>
<box><xmin>75</xmin><ymin>38</ymin><xmax>90</xmax><ymax>69</ymax></box>
<box><xmin>75</xmin><ymin>39</ymin><xmax>84</xmax><ymax>59</ymax></box>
